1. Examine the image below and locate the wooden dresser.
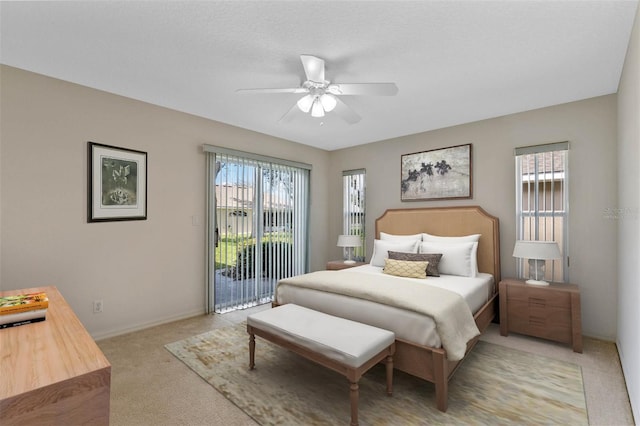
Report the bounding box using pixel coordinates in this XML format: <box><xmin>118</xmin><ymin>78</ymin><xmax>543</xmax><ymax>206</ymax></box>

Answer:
<box><xmin>499</xmin><ymin>278</ymin><xmax>582</xmax><ymax>353</ymax></box>
<box><xmin>0</xmin><ymin>286</ymin><xmax>111</xmax><ymax>425</ymax></box>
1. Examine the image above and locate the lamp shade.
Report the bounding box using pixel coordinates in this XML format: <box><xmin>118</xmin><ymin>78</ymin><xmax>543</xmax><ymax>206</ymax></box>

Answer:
<box><xmin>320</xmin><ymin>93</ymin><xmax>337</xmax><ymax>112</ymax></box>
<box><xmin>296</xmin><ymin>94</ymin><xmax>314</xmax><ymax>113</ymax></box>
<box><xmin>512</xmin><ymin>240</ymin><xmax>562</xmax><ymax>259</ymax></box>
<box><xmin>337</xmin><ymin>235</ymin><xmax>362</xmax><ymax>248</ymax></box>
<box><xmin>310</xmin><ymin>98</ymin><xmax>325</xmax><ymax>117</ymax></box>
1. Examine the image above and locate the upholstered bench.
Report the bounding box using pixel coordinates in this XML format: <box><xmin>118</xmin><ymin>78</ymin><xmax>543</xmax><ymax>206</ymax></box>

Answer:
<box><xmin>247</xmin><ymin>304</ymin><xmax>396</xmax><ymax>426</ymax></box>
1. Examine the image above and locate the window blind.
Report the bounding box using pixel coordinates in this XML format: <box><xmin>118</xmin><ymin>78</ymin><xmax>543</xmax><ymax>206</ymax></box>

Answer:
<box><xmin>206</xmin><ymin>146</ymin><xmax>310</xmax><ymax>313</ymax></box>
<box><xmin>342</xmin><ymin>169</ymin><xmax>366</xmax><ymax>262</ymax></box>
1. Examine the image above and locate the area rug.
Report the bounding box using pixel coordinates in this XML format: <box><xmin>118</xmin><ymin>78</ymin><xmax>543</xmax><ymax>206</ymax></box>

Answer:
<box><xmin>165</xmin><ymin>324</ymin><xmax>588</xmax><ymax>425</ymax></box>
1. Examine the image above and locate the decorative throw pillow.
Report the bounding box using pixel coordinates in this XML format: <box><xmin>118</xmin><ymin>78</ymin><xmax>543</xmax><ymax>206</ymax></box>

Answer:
<box><xmin>387</xmin><ymin>251</ymin><xmax>443</xmax><ymax>277</ymax></box>
<box><xmin>383</xmin><ymin>258</ymin><xmax>428</xmax><ymax>279</ymax></box>
<box><xmin>370</xmin><ymin>239</ymin><xmax>419</xmax><ymax>267</ymax></box>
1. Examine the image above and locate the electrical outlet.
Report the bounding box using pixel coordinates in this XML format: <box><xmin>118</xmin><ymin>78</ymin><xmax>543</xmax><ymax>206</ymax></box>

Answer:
<box><xmin>93</xmin><ymin>300</ymin><xmax>103</xmax><ymax>313</ymax></box>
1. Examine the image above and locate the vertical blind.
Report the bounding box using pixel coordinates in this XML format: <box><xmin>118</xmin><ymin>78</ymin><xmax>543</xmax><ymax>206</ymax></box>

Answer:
<box><xmin>205</xmin><ymin>145</ymin><xmax>310</xmax><ymax>313</ymax></box>
<box><xmin>515</xmin><ymin>142</ymin><xmax>569</xmax><ymax>282</ymax></box>
<box><xmin>342</xmin><ymin>169</ymin><xmax>366</xmax><ymax>262</ymax></box>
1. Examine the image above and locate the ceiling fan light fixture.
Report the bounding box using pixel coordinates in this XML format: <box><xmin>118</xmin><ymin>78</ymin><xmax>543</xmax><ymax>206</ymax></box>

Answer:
<box><xmin>311</xmin><ymin>98</ymin><xmax>325</xmax><ymax>117</ymax></box>
<box><xmin>296</xmin><ymin>94</ymin><xmax>314</xmax><ymax>113</ymax></box>
<box><xmin>238</xmin><ymin>55</ymin><xmax>394</xmax><ymax>125</ymax></box>
<box><xmin>320</xmin><ymin>93</ymin><xmax>337</xmax><ymax>112</ymax></box>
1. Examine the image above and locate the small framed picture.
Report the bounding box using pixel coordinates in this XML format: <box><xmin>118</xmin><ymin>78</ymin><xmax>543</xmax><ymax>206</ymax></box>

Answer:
<box><xmin>401</xmin><ymin>143</ymin><xmax>472</xmax><ymax>201</ymax></box>
<box><xmin>88</xmin><ymin>142</ymin><xmax>147</xmax><ymax>222</ymax></box>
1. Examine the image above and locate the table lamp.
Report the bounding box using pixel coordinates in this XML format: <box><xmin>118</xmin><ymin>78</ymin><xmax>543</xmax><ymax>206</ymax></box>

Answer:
<box><xmin>512</xmin><ymin>240</ymin><xmax>562</xmax><ymax>286</ymax></box>
<box><xmin>337</xmin><ymin>235</ymin><xmax>362</xmax><ymax>264</ymax></box>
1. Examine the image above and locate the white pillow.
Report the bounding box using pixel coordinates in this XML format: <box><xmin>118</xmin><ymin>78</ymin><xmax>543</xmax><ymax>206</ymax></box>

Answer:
<box><xmin>421</xmin><ymin>233</ymin><xmax>480</xmax><ymax>277</ymax></box>
<box><xmin>421</xmin><ymin>233</ymin><xmax>481</xmax><ymax>243</ymax></box>
<box><xmin>419</xmin><ymin>241</ymin><xmax>477</xmax><ymax>277</ymax></box>
<box><xmin>370</xmin><ymin>239</ymin><xmax>419</xmax><ymax>267</ymax></box>
<box><xmin>380</xmin><ymin>232</ymin><xmax>423</xmax><ymax>242</ymax></box>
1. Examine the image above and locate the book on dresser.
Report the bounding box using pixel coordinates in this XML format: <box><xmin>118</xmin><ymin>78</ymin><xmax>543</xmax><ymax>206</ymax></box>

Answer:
<box><xmin>0</xmin><ymin>309</ymin><xmax>47</xmax><ymax>329</ymax></box>
<box><xmin>0</xmin><ymin>292</ymin><xmax>48</xmax><ymax>329</ymax></box>
<box><xmin>0</xmin><ymin>291</ymin><xmax>49</xmax><ymax>315</ymax></box>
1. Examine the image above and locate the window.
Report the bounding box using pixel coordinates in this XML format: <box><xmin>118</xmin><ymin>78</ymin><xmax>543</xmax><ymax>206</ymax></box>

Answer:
<box><xmin>205</xmin><ymin>146</ymin><xmax>310</xmax><ymax>313</ymax></box>
<box><xmin>342</xmin><ymin>169</ymin><xmax>366</xmax><ymax>262</ymax></box>
<box><xmin>515</xmin><ymin>142</ymin><xmax>569</xmax><ymax>282</ymax></box>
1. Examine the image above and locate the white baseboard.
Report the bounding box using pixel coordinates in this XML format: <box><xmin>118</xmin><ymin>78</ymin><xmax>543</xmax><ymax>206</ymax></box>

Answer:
<box><xmin>617</xmin><ymin>338</ymin><xmax>639</xmax><ymax>424</ymax></box>
<box><xmin>92</xmin><ymin>308</ymin><xmax>206</xmax><ymax>341</ymax></box>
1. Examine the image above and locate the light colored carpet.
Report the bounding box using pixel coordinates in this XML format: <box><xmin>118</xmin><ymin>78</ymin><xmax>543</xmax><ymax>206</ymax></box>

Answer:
<box><xmin>165</xmin><ymin>323</ymin><xmax>588</xmax><ymax>426</ymax></box>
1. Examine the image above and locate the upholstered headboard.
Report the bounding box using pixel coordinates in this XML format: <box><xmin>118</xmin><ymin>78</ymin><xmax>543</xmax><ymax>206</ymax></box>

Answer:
<box><xmin>375</xmin><ymin>206</ymin><xmax>501</xmax><ymax>282</ymax></box>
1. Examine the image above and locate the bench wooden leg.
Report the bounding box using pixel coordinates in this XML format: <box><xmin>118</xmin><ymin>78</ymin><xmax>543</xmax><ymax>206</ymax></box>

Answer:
<box><xmin>349</xmin><ymin>381</ymin><xmax>359</xmax><ymax>426</ymax></box>
<box><xmin>249</xmin><ymin>333</ymin><xmax>255</xmax><ymax>370</ymax></box>
<box><xmin>385</xmin><ymin>355</ymin><xmax>393</xmax><ymax>396</ymax></box>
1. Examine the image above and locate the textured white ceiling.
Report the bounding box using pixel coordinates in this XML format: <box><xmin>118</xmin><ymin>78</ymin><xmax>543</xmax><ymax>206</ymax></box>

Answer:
<box><xmin>1</xmin><ymin>1</ymin><xmax>637</xmax><ymax>150</ymax></box>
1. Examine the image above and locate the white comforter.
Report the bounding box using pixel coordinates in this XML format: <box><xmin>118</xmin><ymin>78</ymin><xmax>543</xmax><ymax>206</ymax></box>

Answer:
<box><xmin>276</xmin><ymin>268</ymin><xmax>483</xmax><ymax>361</ymax></box>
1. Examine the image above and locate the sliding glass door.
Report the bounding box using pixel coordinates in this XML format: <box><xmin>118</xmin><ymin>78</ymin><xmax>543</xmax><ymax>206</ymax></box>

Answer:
<box><xmin>205</xmin><ymin>146</ymin><xmax>310</xmax><ymax>313</ymax></box>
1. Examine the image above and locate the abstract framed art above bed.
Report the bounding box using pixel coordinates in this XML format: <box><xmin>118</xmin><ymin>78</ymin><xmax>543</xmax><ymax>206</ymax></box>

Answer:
<box><xmin>400</xmin><ymin>143</ymin><xmax>472</xmax><ymax>201</ymax></box>
<box><xmin>274</xmin><ymin>205</ymin><xmax>500</xmax><ymax>412</ymax></box>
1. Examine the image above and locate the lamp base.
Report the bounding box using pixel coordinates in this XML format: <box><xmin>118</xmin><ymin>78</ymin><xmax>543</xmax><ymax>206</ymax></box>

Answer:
<box><xmin>525</xmin><ymin>279</ymin><xmax>550</xmax><ymax>286</ymax></box>
<box><xmin>343</xmin><ymin>260</ymin><xmax>356</xmax><ymax>264</ymax></box>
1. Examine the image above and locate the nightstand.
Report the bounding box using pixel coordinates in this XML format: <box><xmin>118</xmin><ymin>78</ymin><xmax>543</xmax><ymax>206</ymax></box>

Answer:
<box><xmin>499</xmin><ymin>278</ymin><xmax>582</xmax><ymax>353</ymax></box>
<box><xmin>326</xmin><ymin>260</ymin><xmax>367</xmax><ymax>270</ymax></box>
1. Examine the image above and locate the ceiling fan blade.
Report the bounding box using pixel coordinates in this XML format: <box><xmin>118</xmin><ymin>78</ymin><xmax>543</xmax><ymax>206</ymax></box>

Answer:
<box><xmin>236</xmin><ymin>87</ymin><xmax>308</xmax><ymax>94</ymax></box>
<box><xmin>277</xmin><ymin>102</ymin><xmax>303</xmax><ymax>124</ymax></box>
<box><xmin>328</xmin><ymin>83</ymin><xmax>398</xmax><ymax>96</ymax></box>
<box><xmin>332</xmin><ymin>97</ymin><xmax>361</xmax><ymax>124</ymax></box>
<box><xmin>300</xmin><ymin>55</ymin><xmax>325</xmax><ymax>83</ymax></box>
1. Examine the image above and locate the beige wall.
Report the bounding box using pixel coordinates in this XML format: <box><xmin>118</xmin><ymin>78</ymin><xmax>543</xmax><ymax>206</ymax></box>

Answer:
<box><xmin>0</xmin><ymin>65</ymin><xmax>330</xmax><ymax>339</ymax></box>
<box><xmin>0</xmin><ymin>61</ymin><xmax>626</xmax><ymax>347</ymax></box>
<box><xmin>328</xmin><ymin>95</ymin><xmax>618</xmax><ymax>341</ymax></box>
<box><xmin>617</xmin><ymin>4</ymin><xmax>640</xmax><ymax>421</ymax></box>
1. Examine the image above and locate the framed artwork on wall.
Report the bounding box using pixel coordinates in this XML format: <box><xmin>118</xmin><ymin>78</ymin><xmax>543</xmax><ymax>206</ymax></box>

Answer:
<box><xmin>401</xmin><ymin>143</ymin><xmax>472</xmax><ymax>201</ymax></box>
<box><xmin>88</xmin><ymin>142</ymin><xmax>147</xmax><ymax>222</ymax></box>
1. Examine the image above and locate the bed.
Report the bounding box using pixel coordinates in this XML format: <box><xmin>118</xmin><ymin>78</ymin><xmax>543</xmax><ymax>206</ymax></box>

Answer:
<box><xmin>274</xmin><ymin>206</ymin><xmax>501</xmax><ymax>412</ymax></box>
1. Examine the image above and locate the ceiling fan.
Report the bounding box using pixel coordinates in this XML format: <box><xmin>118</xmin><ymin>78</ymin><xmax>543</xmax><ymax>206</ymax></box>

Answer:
<box><xmin>236</xmin><ymin>55</ymin><xmax>398</xmax><ymax>124</ymax></box>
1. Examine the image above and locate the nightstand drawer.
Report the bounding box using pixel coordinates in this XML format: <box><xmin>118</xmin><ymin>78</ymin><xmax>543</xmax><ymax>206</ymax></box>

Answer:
<box><xmin>507</xmin><ymin>301</ymin><xmax>572</xmax><ymax>325</ymax></box>
<box><xmin>506</xmin><ymin>285</ymin><xmax>570</xmax><ymax>308</ymax></box>
<box><xmin>507</xmin><ymin>301</ymin><xmax>572</xmax><ymax>342</ymax></box>
<box><xmin>508</xmin><ymin>318</ymin><xmax>572</xmax><ymax>343</ymax></box>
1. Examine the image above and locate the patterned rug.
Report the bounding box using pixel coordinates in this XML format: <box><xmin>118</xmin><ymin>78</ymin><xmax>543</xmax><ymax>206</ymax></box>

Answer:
<box><xmin>165</xmin><ymin>324</ymin><xmax>588</xmax><ymax>425</ymax></box>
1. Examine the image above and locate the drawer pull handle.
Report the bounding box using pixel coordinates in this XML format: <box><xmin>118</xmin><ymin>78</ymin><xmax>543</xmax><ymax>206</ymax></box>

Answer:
<box><xmin>529</xmin><ymin>316</ymin><xmax>546</xmax><ymax>326</ymax></box>
<box><xmin>528</xmin><ymin>297</ymin><xmax>547</xmax><ymax>308</ymax></box>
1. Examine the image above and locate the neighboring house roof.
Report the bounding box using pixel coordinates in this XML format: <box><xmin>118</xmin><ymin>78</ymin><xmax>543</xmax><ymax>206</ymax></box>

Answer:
<box><xmin>215</xmin><ymin>185</ymin><xmax>291</xmax><ymax>210</ymax></box>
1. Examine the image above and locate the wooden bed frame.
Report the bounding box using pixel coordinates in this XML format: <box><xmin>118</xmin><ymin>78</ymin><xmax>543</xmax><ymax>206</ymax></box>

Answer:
<box><xmin>374</xmin><ymin>205</ymin><xmax>500</xmax><ymax>412</ymax></box>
